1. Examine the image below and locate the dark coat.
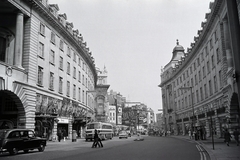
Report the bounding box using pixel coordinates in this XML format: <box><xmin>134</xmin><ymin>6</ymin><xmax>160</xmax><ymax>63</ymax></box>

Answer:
<box><xmin>94</xmin><ymin>131</ymin><xmax>99</xmax><ymax>140</ymax></box>
<box><xmin>224</xmin><ymin>131</ymin><xmax>232</xmax><ymax>142</ymax></box>
<box><xmin>233</xmin><ymin>130</ymin><xmax>239</xmax><ymax>140</ymax></box>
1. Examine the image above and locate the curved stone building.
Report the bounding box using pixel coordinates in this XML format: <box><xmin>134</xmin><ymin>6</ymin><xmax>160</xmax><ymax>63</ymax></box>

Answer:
<box><xmin>159</xmin><ymin>0</ymin><xmax>240</xmax><ymax>138</ymax></box>
<box><xmin>0</xmin><ymin>0</ymin><xmax>97</xmax><ymax>140</ymax></box>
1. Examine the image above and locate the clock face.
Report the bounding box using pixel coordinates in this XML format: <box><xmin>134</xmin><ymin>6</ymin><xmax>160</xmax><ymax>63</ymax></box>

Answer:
<box><xmin>6</xmin><ymin>66</ymin><xmax>12</xmax><ymax>76</ymax></box>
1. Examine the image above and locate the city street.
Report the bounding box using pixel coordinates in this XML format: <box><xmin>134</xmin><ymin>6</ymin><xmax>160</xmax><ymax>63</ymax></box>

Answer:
<box><xmin>0</xmin><ymin>135</ymin><xmax>206</xmax><ymax>160</ymax></box>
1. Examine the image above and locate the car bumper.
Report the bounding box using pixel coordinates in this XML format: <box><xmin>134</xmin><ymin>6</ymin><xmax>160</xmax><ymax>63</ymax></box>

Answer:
<box><xmin>0</xmin><ymin>147</ymin><xmax>7</xmax><ymax>154</ymax></box>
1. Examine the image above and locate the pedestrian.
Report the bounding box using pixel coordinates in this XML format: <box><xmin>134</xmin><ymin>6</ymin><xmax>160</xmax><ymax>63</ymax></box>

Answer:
<box><xmin>92</xmin><ymin>129</ymin><xmax>100</xmax><ymax>148</ymax></box>
<box><xmin>193</xmin><ymin>130</ymin><xmax>197</xmax><ymax>140</ymax></box>
<box><xmin>98</xmin><ymin>130</ymin><xmax>103</xmax><ymax>147</ymax></box>
<box><xmin>233</xmin><ymin>128</ymin><xmax>239</xmax><ymax>146</ymax></box>
<box><xmin>200</xmin><ymin>128</ymin><xmax>203</xmax><ymax>140</ymax></box>
<box><xmin>57</xmin><ymin>129</ymin><xmax>62</xmax><ymax>142</ymax></box>
<box><xmin>224</xmin><ymin>129</ymin><xmax>232</xmax><ymax>146</ymax></box>
<box><xmin>203</xmin><ymin>127</ymin><xmax>206</xmax><ymax>140</ymax></box>
<box><xmin>78</xmin><ymin>130</ymin><xmax>81</xmax><ymax>138</ymax></box>
<box><xmin>188</xmin><ymin>130</ymin><xmax>192</xmax><ymax>139</ymax></box>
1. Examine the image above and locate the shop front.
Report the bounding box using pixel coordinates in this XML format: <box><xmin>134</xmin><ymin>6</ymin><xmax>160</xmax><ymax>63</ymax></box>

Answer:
<box><xmin>57</xmin><ymin>118</ymin><xmax>69</xmax><ymax>139</ymax></box>
<box><xmin>72</xmin><ymin>117</ymin><xmax>87</xmax><ymax>138</ymax></box>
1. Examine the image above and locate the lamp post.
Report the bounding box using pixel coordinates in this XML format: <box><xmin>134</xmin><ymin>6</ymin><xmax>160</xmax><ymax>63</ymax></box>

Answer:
<box><xmin>210</xmin><ymin>112</ymin><xmax>215</xmax><ymax>150</ymax></box>
<box><xmin>137</xmin><ymin>110</ymin><xmax>140</xmax><ymax>133</ymax></box>
<box><xmin>114</xmin><ymin>96</ymin><xmax>118</xmax><ymax>125</ymax></box>
<box><xmin>179</xmin><ymin>87</ymin><xmax>195</xmax><ymax>133</ymax></box>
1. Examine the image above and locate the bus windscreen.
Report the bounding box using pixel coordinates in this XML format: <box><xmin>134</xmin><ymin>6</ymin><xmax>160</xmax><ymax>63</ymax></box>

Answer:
<box><xmin>87</xmin><ymin>123</ymin><xmax>100</xmax><ymax>129</ymax></box>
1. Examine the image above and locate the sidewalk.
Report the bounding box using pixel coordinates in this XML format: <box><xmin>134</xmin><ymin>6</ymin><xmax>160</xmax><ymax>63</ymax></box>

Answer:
<box><xmin>46</xmin><ymin>137</ymin><xmax>85</xmax><ymax>145</ymax></box>
<box><xmin>172</xmin><ymin>135</ymin><xmax>240</xmax><ymax>160</ymax></box>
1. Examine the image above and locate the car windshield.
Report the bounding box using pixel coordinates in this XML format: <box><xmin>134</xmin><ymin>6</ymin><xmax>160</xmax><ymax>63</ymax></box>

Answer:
<box><xmin>0</xmin><ymin>130</ymin><xmax>7</xmax><ymax>139</ymax></box>
<box><xmin>87</xmin><ymin>123</ymin><xmax>100</xmax><ymax>129</ymax></box>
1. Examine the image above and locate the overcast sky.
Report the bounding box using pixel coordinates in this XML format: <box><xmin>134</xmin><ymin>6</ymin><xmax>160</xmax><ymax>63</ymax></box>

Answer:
<box><xmin>50</xmin><ymin>0</ymin><xmax>211</xmax><ymax>113</ymax></box>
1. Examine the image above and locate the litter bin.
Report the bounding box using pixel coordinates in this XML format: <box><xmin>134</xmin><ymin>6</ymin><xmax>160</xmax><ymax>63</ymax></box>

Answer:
<box><xmin>72</xmin><ymin>130</ymin><xmax>77</xmax><ymax>142</ymax></box>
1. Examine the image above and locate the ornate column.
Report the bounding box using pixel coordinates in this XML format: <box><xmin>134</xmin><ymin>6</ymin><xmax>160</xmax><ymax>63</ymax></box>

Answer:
<box><xmin>222</xmin><ymin>18</ymin><xmax>233</xmax><ymax>70</ymax></box>
<box><xmin>182</xmin><ymin>120</ymin><xmax>185</xmax><ymax>135</ymax></box>
<box><xmin>14</xmin><ymin>12</ymin><xmax>24</xmax><ymax>68</ymax></box>
<box><xmin>52</xmin><ymin>119</ymin><xmax>58</xmax><ymax>141</ymax></box>
<box><xmin>215</xmin><ymin>116</ymin><xmax>221</xmax><ymax>138</ymax></box>
<box><xmin>205</xmin><ymin>112</ymin><xmax>210</xmax><ymax>137</ymax></box>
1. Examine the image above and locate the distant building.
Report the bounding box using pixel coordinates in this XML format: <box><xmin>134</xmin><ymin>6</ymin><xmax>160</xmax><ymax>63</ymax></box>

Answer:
<box><xmin>156</xmin><ymin>113</ymin><xmax>164</xmax><ymax>131</ymax></box>
<box><xmin>108</xmin><ymin>105</ymin><xmax>116</xmax><ymax>124</ymax></box>
<box><xmin>107</xmin><ymin>90</ymin><xmax>125</xmax><ymax>125</ymax></box>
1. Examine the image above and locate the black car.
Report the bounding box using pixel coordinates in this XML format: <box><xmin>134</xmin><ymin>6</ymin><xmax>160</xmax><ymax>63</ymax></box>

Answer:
<box><xmin>0</xmin><ymin>129</ymin><xmax>47</xmax><ymax>155</ymax></box>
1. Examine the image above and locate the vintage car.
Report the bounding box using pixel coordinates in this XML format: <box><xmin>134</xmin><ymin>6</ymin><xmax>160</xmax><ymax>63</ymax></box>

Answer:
<box><xmin>0</xmin><ymin>129</ymin><xmax>47</xmax><ymax>155</ymax></box>
<box><xmin>119</xmin><ymin>130</ymin><xmax>128</xmax><ymax>139</ymax></box>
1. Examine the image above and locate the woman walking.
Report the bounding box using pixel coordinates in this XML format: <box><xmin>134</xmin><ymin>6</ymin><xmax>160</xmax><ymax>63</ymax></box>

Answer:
<box><xmin>224</xmin><ymin>129</ymin><xmax>232</xmax><ymax>146</ymax></box>
<box><xmin>98</xmin><ymin>130</ymin><xmax>103</xmax><ymax>147</ymax></box>
<box><xmin>233</xmin><ymin>128</ymin><xmax>239</xmax><ymax>146</ymax></box>
<box><xmin>92</xmin><ymin>129</ymin><xmax>100</xmax><ymax>148</ymax></box>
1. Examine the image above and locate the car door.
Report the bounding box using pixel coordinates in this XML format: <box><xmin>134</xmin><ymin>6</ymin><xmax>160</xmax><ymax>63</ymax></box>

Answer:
<box><xmin>20</xmin><ymin>131</ymin><xmax>32</xmax><ymax>149</ymax></box>
<box><xmin>28</xmin><ymin>131</ymin><xmax>39</xmax><ymax>148</ymax></box>
<box><xmin>7</xmin><ymin>131</ymin><xmax>24</xmax><ymax>150</ymax></box>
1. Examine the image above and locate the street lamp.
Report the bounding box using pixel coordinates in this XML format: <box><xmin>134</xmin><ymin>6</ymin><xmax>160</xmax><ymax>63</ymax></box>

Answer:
<box><xmin>113</xmin><ymin>95</ymin><xmax>118</xmax><ymax>125</ymax></box>
<box><xmin>137</xmin><ymin>110</ymin><xmax>140</xmax><ymax>133</ymax></box>
<box><xmin>179</xmin><ymin>87</ymin><xmax>195</xmax><ymax>133</ymax></box>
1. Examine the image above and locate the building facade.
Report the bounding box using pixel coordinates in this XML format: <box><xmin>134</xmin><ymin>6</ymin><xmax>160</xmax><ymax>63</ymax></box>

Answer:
<box><xmin>107</xmin><ymin>90</ymin><xmax>125</xmax><ymax>125</ymax></box>
<box><xmin>0</xmin><ymin>0</ymin><xmax>97</xmax><ymax>140</ymax></box>
<box><xmin>108</xmin><ymin>105</ymin><xmax>116</xmax><ymax>124</ymax></box>
<box><xmin>156</xmin><ymin>113</ymin><xmax>164</xmax><ymax>132</ymax></box>
<box><xmin>159</xmin><ymin>0</ymin><xmax>240</xmax><ymax>138</ymax></box>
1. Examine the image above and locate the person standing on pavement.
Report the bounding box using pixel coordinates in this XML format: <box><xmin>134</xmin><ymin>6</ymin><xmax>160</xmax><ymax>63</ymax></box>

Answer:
<box><xmin>193</xmin><ymin>130</ymin><xmax>197</xmax><ymax>140</ymax></box>
<box><xmin>57</xmin><ymin>129</ymin><xmax>63</xmax><ymax>142</ymax></box>
<box><xmin>233</xmin><ymin>128</ymin><xmax>239</xmax><ymax>146</ymax></box>
<box><xmin>224</xmin><ymin>129</ymin><xmax>232</xmax><ymax>146</ymax></box>
<box><xmin>92</xmin><ymin>129</ymin><xmax>100</xmax><ymax>148</ymax></box>
<box><xmin>188</xmin><ymin>130</ymin><xmax>192</xmax><ymax>139</ymax></box>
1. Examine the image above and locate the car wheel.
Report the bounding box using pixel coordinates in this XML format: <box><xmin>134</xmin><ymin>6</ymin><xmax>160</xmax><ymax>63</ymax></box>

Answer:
<box><xmin>38</xmin><ymin>144</ymin><xmax>45</xmax><ymax>152</ymax></box>
<box><xmin>9</xmin><ymin>147</ymin><xmax>18</xmax><ymax>155</ymax></box>
<box><xmin>24</xmin><ymin>149</ymin><xmax>29</xmax><ymax>153</ymax></box>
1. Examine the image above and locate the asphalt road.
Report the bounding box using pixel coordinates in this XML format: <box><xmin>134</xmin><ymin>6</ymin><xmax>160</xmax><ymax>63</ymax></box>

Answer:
<box><xmin>0</xmin><ymin>135</ymin><xmax>202</xmax><ymax>160</ymax></box>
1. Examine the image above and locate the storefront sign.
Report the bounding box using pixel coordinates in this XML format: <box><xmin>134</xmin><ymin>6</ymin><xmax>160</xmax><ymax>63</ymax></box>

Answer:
<box><xmin>57</xmin><ymin>118</ymin><xmax>69</xmax><ymax>124</ymax></box>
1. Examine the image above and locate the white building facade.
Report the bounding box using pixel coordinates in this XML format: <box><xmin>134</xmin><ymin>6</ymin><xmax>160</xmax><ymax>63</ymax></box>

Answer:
<box><xmin>0</xmin><ymin>0</ymin><xmax>97</xmax><ymax>140</ymax></box>
<box><xmin>159</xmin><ymin>0</ymin><xmax>240</xmax><ymax>138</ymax></box>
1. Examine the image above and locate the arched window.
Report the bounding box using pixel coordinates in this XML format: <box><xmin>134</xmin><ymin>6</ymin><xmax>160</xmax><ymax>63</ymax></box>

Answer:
<box><xmin>0</xmin><ymin>28</ymin><xmax>14</xmax><ymax>64</ymax></box>
<box><xmin>0</xmin><ymin>36</ymin><xmax>6</xmax><ymax>61</ymax></box>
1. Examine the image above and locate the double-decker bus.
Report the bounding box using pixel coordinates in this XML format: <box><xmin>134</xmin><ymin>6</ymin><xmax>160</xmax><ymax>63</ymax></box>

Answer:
<box><xmin>85</xmin><ymin>122</ymin><xmax>113</xmax><ymax>141</ymax></box>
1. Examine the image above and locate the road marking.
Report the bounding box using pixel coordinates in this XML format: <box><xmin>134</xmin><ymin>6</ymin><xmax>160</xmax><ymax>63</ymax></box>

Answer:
<box><xmin>196</xmin><ymin>144</ymin><xmax>208</xmax><ymax>160</ymax></box>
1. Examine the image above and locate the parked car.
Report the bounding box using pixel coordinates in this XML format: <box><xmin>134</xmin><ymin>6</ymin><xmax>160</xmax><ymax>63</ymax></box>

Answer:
<box><xmin>119</xmin><ymin>130</ymin><xmax>128</xmax><ymax>139</ymax></box>
<box><xmin>0</xmin><ymin>129</ymin><xmax>47</xmax><ymax>155</ymax></box>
